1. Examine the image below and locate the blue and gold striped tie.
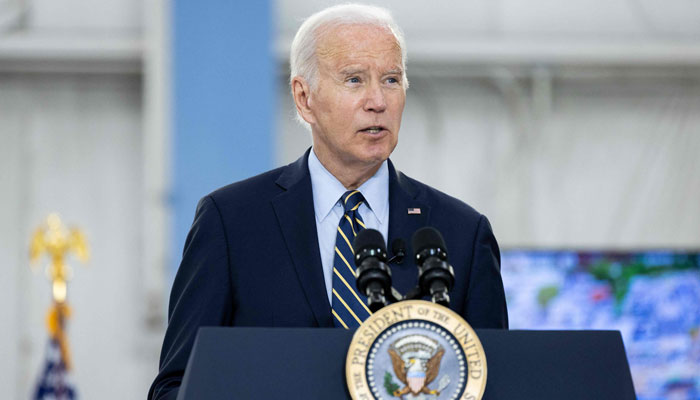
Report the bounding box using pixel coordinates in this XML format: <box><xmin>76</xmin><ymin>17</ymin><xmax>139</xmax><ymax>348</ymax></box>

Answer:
<box><xmin>331</xmin><ymin>190</ymin><xmax>372</xmax><ymax>329</ymax></box>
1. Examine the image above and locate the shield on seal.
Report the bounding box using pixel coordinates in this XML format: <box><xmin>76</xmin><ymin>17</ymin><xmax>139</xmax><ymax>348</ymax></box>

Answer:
<box><xmin>407</xmin><ymin>370</ymin><xmax>426</xmax><ymax>393</ymax></box>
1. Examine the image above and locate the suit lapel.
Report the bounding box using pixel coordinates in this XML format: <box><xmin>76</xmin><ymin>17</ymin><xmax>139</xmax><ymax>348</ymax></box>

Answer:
<box><xmin>387</xmin><ymin>160</ymin><xmax>431</xmax><ymax>294</ymax></box>
<box><xmin>272</xmin><ymin>150</ymin><xmax>333</xmax><ymax>327</ymax></box>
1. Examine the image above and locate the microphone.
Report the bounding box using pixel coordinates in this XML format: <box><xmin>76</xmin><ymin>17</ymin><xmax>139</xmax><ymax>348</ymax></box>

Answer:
<box><xmin>387</xmin><ymin>238</ymin><xmax>406</xmax><ymax>264</ymax></box>
<box><xmin>353</xmin><ymin>229</ymin><xmax>393</xmax><ymax>312</ymax></box>
<box><xmin>411</xmin><ymin>227</ymin><xmax>455</xmax><ymax>307</ymax></box>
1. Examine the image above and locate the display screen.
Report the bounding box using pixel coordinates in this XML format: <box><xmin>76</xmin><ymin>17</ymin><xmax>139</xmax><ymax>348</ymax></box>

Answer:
<box><xmin>501</xmin><ymin>251</ymin><xmax>700</xmax><ymax>400</ymax></box>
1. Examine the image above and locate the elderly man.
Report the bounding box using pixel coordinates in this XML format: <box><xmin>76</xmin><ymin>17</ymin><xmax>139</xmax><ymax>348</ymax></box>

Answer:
<box><xmin>149</xmin><ymin>4</ymin><xmax>507</xmax><ymax>399</ymax></box>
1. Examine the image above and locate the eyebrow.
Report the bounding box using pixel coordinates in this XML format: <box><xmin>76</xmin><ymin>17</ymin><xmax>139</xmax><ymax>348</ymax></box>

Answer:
<box><xmin>384</xmin><ymin>69</ymin><xmax>403</xmax><ymax>76</ymax></box>
<box><xmin>339</xmin><ymin>67</ymin><xmax>366</xmax><ymax>76</ymax></box>
<box><xmin>338</xmin><ymin>66</ymin><xmax>404</xmax><ymax>75</ymax></box>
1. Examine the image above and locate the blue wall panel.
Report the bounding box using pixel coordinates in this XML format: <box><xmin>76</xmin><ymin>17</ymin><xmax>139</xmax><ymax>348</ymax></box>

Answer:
<box><xmin>172</xmin><ymin>1</ymin><xmax>274</xmax><ymax>277</ymax></box>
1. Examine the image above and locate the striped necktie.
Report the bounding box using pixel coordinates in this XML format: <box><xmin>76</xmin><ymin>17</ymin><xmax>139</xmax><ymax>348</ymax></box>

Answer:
<box><xmin>331</xmin><ymin>190</ymin><xmax>372</xmax><ymax>329</ymax></box>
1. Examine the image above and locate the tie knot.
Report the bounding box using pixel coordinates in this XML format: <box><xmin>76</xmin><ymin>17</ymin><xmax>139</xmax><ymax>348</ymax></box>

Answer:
<box><xmin>341</xmin><ymin>190</ymin><xmax>365</xmax><ymax>214</ymax></box>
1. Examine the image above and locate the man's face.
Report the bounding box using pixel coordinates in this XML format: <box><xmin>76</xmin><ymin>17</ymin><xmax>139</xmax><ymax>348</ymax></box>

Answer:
<box><xmin>307</xmin><ymin>24</ymin><xmax>406</xmax><ymax>170</ymax></box>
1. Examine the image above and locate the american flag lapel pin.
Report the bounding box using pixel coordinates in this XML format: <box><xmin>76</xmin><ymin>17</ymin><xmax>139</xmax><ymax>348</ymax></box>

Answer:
<box><xmin>407</xmin><ymin>207</ymin><xmax>421</xmax><ymax>215</ymax></box>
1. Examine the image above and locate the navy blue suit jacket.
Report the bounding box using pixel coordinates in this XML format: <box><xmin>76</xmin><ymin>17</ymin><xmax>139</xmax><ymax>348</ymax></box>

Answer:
<box><xmin>149</xmin><ymin>150</ymin><xmax>508</xmax><ymax>399</ymax></box>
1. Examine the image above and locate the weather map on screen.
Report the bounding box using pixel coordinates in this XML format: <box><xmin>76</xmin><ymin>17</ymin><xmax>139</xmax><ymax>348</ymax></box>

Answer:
<box><xmin>501</xmin><ymin>251</ymin><xmax>700</xmax><ymax>400</ymax></box>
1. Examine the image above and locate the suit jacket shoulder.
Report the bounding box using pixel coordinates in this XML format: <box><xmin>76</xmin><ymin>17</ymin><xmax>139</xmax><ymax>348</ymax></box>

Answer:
<box><xmin>398</xmin><ymin>171</ymin><xmax>483</xmax><ymax>223</ymax></box>
<box><xmin>206</xmin><ymin>163</ymin><xmax>288</xmax><ymax>207</ymax></box>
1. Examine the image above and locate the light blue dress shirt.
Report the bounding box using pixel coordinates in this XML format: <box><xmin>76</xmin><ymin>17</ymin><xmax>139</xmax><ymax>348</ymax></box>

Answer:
<box><xmin>308</xmin><ymin>149</ymin><xmax>390</xmax><ymax>304</ymax></box>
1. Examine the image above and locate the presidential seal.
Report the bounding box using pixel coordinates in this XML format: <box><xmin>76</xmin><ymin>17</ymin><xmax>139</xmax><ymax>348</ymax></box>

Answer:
<box><xmin>346</xmin><ymin>301</ymin><xmax>487</xmax><ymax>400</ymax></box>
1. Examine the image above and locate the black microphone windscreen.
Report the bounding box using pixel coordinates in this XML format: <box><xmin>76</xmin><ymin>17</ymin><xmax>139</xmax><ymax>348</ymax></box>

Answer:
<box><xmin>411</xmin><ymin>227</ymin><xmax>447</xmax><ymax>255</ymax></box>
<box><xmin>354</xmin><ymin>228</ymin><xmax>387</xmax><ymax>254</ymax></box>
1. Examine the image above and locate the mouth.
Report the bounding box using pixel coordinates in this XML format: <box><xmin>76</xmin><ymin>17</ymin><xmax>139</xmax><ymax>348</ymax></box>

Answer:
<box><xmin>358</xmin><ymin>125</ymin><xmax>387</xmax><ymax>135</ymax></box>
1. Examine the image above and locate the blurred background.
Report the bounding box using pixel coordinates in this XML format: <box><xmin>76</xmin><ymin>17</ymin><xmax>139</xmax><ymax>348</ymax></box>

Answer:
<box><xmin>0</xmin><ymin>0</ymin><xmax>699</xmax><ymax>399</ymax></box>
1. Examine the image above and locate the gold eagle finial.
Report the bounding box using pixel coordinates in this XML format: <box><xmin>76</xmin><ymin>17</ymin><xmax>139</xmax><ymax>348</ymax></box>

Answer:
<box><xmin>30</xmin><ymin>213</ymin><xmax>89</xmax><ymax>303</ymax></box>
<box><xmin>29</xmin><ymin>213</ymin><xmax>89</xmax><ymax>370</ymax></box>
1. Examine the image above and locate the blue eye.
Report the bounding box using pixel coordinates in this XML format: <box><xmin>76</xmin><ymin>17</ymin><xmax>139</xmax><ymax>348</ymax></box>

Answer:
<box><xmin>348</xmin><ymin>77</ymin><xmax>360</xmax><ymax>83</ymax></box>
<box><xmin>387</xmin><ymin>77</ymin><xmax>399</xmax><ymax>84</ymax></box>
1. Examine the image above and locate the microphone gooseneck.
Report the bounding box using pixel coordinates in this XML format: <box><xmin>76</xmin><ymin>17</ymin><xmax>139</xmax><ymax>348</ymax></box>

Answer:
<box><xmin>411</xmin><ymin>227</ymin><xmax>455</xmax><ymax>307</ymax></box>
<box><xmin>353</xmin><ymin>229</ymin><xmax>392</xmax><ymax>312</ymax></box>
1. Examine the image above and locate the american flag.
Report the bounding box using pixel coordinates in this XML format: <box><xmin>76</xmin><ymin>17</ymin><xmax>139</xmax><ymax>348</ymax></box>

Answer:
<box><xmin>34</xmin><ymin>339</ymin><xmax>76</xmax><ymax>400</ymax></box>
<box><xmin>407</xmin><ymin>208</ymin><xmax>421</xmax><ymax>215</ymax></box>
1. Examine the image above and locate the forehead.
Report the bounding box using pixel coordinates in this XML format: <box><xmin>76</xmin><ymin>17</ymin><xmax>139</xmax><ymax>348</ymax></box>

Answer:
<box><xmin>315</xmin><ymin>24</ymin><xmax>402</xmax><ymax>69</ymax></box>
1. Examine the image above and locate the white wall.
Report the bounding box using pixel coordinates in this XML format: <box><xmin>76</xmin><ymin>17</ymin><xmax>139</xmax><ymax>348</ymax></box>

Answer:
<box><xmin>0</xmin><ymin>0</ymin><xmax>168</xmax><ymax>399</ymax></box>
<box><xmin>276</xmin><ymin>0</ymin><xmax>700</xmax><ymax>39</ymax></box>
<box><xmin>28</xmin><ymin>0</ymin><xmax>141</xmax><ymax>31</ymax></box>
<box><xmin>0</xmin><ymin>74</ymin><xmax>157</xmax><ymax>399</ymax></box>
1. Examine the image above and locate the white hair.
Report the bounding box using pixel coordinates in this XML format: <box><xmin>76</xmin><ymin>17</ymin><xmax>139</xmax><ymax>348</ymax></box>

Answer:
<box><xmin>289</xmin><ymin>3</ymin><xmax>409</xmax><ymax>91</ymax></box>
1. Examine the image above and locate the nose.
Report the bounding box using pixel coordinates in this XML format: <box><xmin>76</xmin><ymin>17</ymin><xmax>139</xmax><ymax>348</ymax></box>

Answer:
<box><xmin>363</xmin><ymin>82</ymin><xmax>387</xmax><ymax>113</ymax></box>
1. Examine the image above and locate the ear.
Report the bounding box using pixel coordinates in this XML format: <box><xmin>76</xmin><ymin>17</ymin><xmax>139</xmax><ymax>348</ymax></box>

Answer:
<box><xmin>291</xmin><ymin>76</ymin><xmax>316</xmax><ymax>125</ymax></box>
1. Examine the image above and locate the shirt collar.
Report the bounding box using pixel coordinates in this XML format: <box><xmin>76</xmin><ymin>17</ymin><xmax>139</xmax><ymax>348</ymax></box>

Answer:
<box><xmin>308</xmin><ymin>148</ymin><xmax>389</xmax><ymax>224</ymax></box>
